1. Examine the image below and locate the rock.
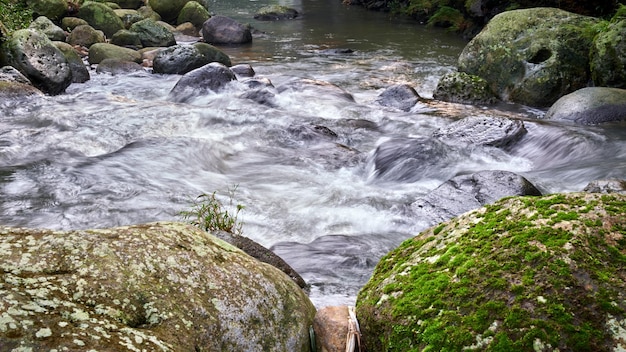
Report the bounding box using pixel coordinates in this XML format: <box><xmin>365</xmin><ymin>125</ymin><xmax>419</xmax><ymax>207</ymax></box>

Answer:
<box><xmin>434</xmin><ymin>71</ymin><xmax>497</xmax><ymax>105</ymax></box>
<box><xmin>174</xmin><ymin>21</ymin><xmax>199</xmax><ymax>36</ymax></box>
<box><xmin>29</xmin><ymin>16</ymin><xmax>66</xmax><ymax>42</ymax></box>
<box><xmin>177</xmin><ymin>1</ymin><xmax>210</xmax><ymax>28</ymax></box>
<box><xmin>1</xmin><ymin>29</ymin><xmax>72</xmax><ymax>95</ymax></box>
<box><xmin>108</xmin><ymin>0</ymin><xmax>143</xmax><ymax>9</ymax></box>
<box><xmin>96</xmin><ymin>58</ymin><xmax>144</xmax><ymax>74</ymax></box>
<box><xmin>78</xmin><ymin>1</ymin><xmax>125</xmax><ymax>38</ymax></box>
<box><xmin>53</xmin><ymin>41</ymin><xmax>90</xmax><ymax>83</ymax></box>
<box><xmin>432</xmin><ymin>115</ymin><xmax>527</xmax><ymax>148</ymax></box>
<box><xmin>60</xmin><ymin>17</ymin><xmax>89</xmax><ymax>31</ymax></box>
<box><xmin>357</xmin><ymin>192</ymin><xmax>626</xmax><ymax>352</ymax></box>
<box><xmin>149</xmin><ymin>0</ymin><xmax>189</xmax><ymax>23</ymax></box>
<box><xmin>168</xmin><ymin>62</ymin><xmax>237</xmax><ymax>102</ymax></box>
<box><xmin>276</xmin><ymin>78</ymin><xmax>355</xmax><ymax>102</ymax></box>
<box><xmin>110</xmin><ymin>29</ymin><xmax>142</xmax><ymax>49</ymax></box>
<box><xmin>458</xmin><ymin>8</ymin><xmax>599</xmax><ymax>107</ymax></box>
<box><xmin>410</xmin><ymin>170</ymin><xmax>541</xmax><ymax>227</ymax></box>
<box><xmin>202</xmin><ymin>15</ymin><xmax>252</xmax><ymax>45</ymax></box>
<box><xmin>0</xmin><ymin>65</ymin><xmax>32</xmax><ymax>85</ymax></box>
<box><xmin>254</xmin><ymin>5</ymin><xmax>299</xmax><ymax>21</ymax></box>
<box><xmin>26</xmin><ymin>0</ymin><xmax>68</xmax><ymax>21</ymax></box>
<box><xmin>88</xmin><ymin>42</ymin><xmax>142</xmax><ymax>64</ymax></box>
<box><xmin>67</xmin><ymin>24</ymin><xmax>106</xmax><ymax>48</ymax></box>
<box><xmin>231</xmin><ymin>64</ymin><xmax>255</xmax><ymax>77</ymax></box>
<box><xmin>367</xmin><ymin>137</ymin><xmax>457</xmax><ymax>183</ymax></box>
<box><xmin>375</xmin><ymin>84</ymin><xmax>421</xmax><ymax>111</ymax></box>
<box><xmin>114</xmin><ymin>9</ymin><xmax>143</xmax><ymax>29</ymax></box>
<box><xmin>0</xmin><ymin>66</ymin><xmax>43</xmax><ymax>98</ymax></box>
<box><xmin>129</xmin><ymin>18</ymin><xmax>176</xmax><ymax>47</ymax></box>
<box><xmin>152</xmin><ymin>43</ymin><xmax>231</xmax><ymax>74</ymax></box>
<box><xmin>137</xmin><ymin>5</ymin><xmax>161</xmax><ymax>22</ymax></box>
<box><xmin>314</xmin><ymin>306</ymin><xmax>351</xmax><ymax>352</ymax></box>
<box><xmin>590</xmin><ymin>19</ymin><xmax>626</xmax><ymax>88</ymax></box>
<box><xmin>544</xmin><ymin>87</ymin><xmax>626</xmax><ymax>125</ymax></box>
<box><xmin>0</xmin><ymin>222</ymin><xmax>316</xmax><ymax>351</ymax></box>
<box><xmin>583</xmin><ymin>178</ymin><xmax>626</xmax><ymax>194</ymax></box>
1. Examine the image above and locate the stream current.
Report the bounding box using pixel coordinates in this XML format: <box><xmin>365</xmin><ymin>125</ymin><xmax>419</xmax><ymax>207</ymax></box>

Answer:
<box><xmin>2</xmin><ymin>0</ymin><xmax>626</xmax><ymax>307</ymax></box>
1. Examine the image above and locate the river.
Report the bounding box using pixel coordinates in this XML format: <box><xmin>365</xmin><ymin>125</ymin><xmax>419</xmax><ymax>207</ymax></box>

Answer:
<box><xmin>1</xmin><ymin>0</ymin><xmax>626</xmax><ymax>307</ymax></box>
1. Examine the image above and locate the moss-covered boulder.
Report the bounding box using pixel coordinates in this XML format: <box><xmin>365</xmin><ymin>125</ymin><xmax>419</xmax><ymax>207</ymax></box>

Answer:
<box><xmin>458</xmin><ymin>8</ymin><xmax>600</xmax><ymax>107</ymax></box>
<box><xmin>357</xmin><ymin>192</ymin><xmax>626</xmax><ymax>351</ymax></box>
<box><xmin>78</xmin><ymin>1</ymin><xmax>125</xmax><ymax>38</ymax></box>
<box><xmin>114</xmin><ymin>9</ymin><xmax>144</xmax><ymax>29</ymax></box>
<box><xmin>53</xmin><ymin>41</ymin><xmax>90</xmax><ymax>83</ymax></box>
<box><xmin>28</xmin><ymin>16</ymin><xmax>66</xmax><ymax>41</ymax></box>
<box><xmin>177</xmin><ymin>1</ymin><xmax>210</xmax><ymax>28</ymax></box>
<box><xmin>545</xmin><ymin>87</ymin><xmax>626</xmax><ymax>125</ymax></box>
<box><xmin>591</xmin><ymin>19</ymin><xmax>626</xmax><ymax>89</ymax></box>
<box><xmin>254</xmin><ymin>5</ymin><xmax>299</xmax><ymax>21</ymax></box>
<box><xmin>88</xmin><ymin>42</ymin><xmax>142</xmax><ymax>64</ymax></box>
<box><xmin>129</xmin><ymin>18</ymin><xmax>176</xmax><ymax>47</ymax></box>
<box><xmin>434</xmin><ymin>71</ymin><xmax>497</xmax><ymax>105</ymax></box>
<box><xmin>0</xmin><ymin>222</ymin><xmax>316</xmax><ymax>351</ymax></box>
<box><xmin>26</xmin><ymin>0</ymin><xmax>68</xmax><ymax>21</ymax></box>
<box><xmin>148</xmin><ymin>0</ymin><xmax>189</xmax><ymax>23</ymax></box>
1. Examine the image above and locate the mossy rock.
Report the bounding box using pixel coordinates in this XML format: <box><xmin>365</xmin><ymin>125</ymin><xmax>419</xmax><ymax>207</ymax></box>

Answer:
<box><xmin>357</xmin><ymin>192</ymin><xmax>626</xmax><ymax>351</ymax></box>
<box><xmin>254</xmin><ymin>5</ymin><xmax>299</xmax><ymax>21</ymax></box>
<box><xmin>590</xmin><ymin>19</ymin><xmax>626</xmax><ymax>89</ymax></box>
<box><xmin>129</xmin><ymin>18</ymin><xmax>176</xmax><ymax>47</ymax></box>
<box><xmin>0</xmin><ymin>222</ymin><xmax>316</xmax><ymax>351</ymax></box>
<box><xmin>177</xmin><ymin>1</ymin><xmax>210</xmax><ymax>28</ymax></box>
<box><xmin>148</xmin><ymin>0</ymin><xmax>189</xmax><ymax>23</ymax></box>
<box><xmin>88</xmin><ymin>42</ymin><xmax>142</xmax><ymax>64</ymax></box>
<box><xmin>77</xmin><ymin>1</ymin><xmax>125</xmax><ymax>38</ymax></box>
<box><xmin>458</xmin><ymin>8</ymin><xmax>600</xmax><ymax>107</ymax></box>
<box><xmin>28</xmin><ymin>16</ymin><xmax>66</xmax><ymax>41</ymax></box>
<box><xmin>434</xmin><ymin>71</ymin><xmax>497</xmax><ymax>105</ymax></box>
<box><xmin>26</xmin><ymin>0</ymin><xmax>68</xmax><ymax>21</ymax></box>
<box><xmin>53</xmin><ymin>41</ymin><xmax>90</xmax><ymax>83</ymax></box>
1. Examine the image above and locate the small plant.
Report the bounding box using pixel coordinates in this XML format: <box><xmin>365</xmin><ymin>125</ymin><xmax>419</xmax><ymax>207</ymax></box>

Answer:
<box><xmin>179</xmin><ymin>186</ymin><xmax>245</xmax><ymax>235</ymax></box>
<box><xmin>0</xmin><ymin>0</ymin><xmax>33</xmax><ymax>35</ymax></box>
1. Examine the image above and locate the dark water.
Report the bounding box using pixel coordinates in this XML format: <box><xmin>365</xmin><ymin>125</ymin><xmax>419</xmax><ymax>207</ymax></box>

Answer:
<box><xmin>1</xmin><ymin>0</ymin><xmax>626</xmax><ymax>307</ymax></box>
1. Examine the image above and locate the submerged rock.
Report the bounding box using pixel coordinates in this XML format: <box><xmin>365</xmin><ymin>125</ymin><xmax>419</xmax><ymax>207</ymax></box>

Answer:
<box><xmin>376</xmin><ymin>84</ymin><xmax>421</xmax><ymax>111</ymax></box>
<box><xmin>202</xmin><ymin>15</ymin><xmax>252</xmax><ymax>45</ymax></box>
<box><xmin>432</xmin><ymin>115</ymin><xmax>527</xmax><ymax>148</ymax></box>
<box><xmin>168</xmin><ymin>62</ymin><xmax>237</xmax><ymax>102</ymax></box>
<box><xmin>0</xmin><ymin>222</ymin><xmax>316</xmax><ymax>351</ymax></box>
<box><xmin>254</xmin><ymin>5</ymin><xmax>299</xmax><ymax>21</ymax></box>
<box><xmin>545</xmin><ymin>87</ymin><xmax>626</xmax><ymax>125</ymax></box>
<box><xmin>276</xmin><ymin>78</ymin><xmax>355</xmax><ymax>102</ymax></box>
<box><xmin>358</xmin><ymin>192</ymin><xmax>626</xmax><ymax>351</ymax></box>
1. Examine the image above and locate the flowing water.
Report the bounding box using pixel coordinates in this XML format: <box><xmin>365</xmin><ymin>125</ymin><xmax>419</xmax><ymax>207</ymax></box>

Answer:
<box><xmin>2</xmin><ymin>0</ymin><xmax>626</xmax><ymax>307</ymax></box>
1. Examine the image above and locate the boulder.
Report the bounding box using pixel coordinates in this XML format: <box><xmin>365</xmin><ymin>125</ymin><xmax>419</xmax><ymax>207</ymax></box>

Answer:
<box><xmin>544</xmin><ymin>87</ymin><xmax>626</xmax><ymax>125</ymax></box>
<box><xmin>0</xmin><ymin>66</ymin><xmax>43</xmax><ymax>98</ymax></box>
<box><xmin>149</xmin><ymin>0</ymin><xmax>189</xmax><ymax>23</ymax></box>
<box><xmin>177</xmin><ymin>1</ymin><xmax>210</xmax><ymax>28</ymax></box>
<box><xmin>88</xmin><ymin>42</ymin><xmax>142</xmax><ymax>64</ymax></box>
<box><xmin>114</xmin><ymin>9</ymin><xmax>143</xmax><ymax>29</ymax></box>
<box><xmin>110</xmin><ymin>29</ymin><xmax>142</xmax><ymax>49</ymax></box>
<box><xmin>0</xmin><ymin>65</ymin><xmax>32</xmax><ymax>84</ymax></box>
<box><xmin>0</xmin><ymin>222</ymin><xmax>316</xmax><ymax>351</ymax></box>
<box><xmin>357</xmin><ymin>192</ymin><xmax>626</xmax><ymax>351</ymax></box>
<box><xmin>168</xmin><ymin>62</ymin><xmax>237</xmax><ymax>102</ymax></box>
<box><xmin>153</xmin><ymin>43</ymin><xmax>231</xmax><ymax>74</ymax></box>
<box><xmin>60</xmin><ymin>17</ymin><xmax>89</xmax><ymax>31</ymax></box>
<box><xmin>78</xmin><ymin>1</ymin><xmax>125</xmax><ymax>38</ymax></box>
<box><xmin>202</xmin><ymin>15</ymin><xmax>252</xmax><ymax>45</ymax></box>
<box><xmin>458</xmin><ymin>8</ymin><xmax>599</xmax><ymax>107</ymax></box>
<box><xmin>375</xmin><ymin>84</ymin><xmax>421</xmax><ymax>111</ymax></box>
<box><xmin>29</xmin><ymin>16</ymin><xmax>66</xmax><ymax>42</ymax></box>
<box><xmin>410</xmin><ymin>170</ymin><xmax>541</xmax><ymax>227</ymax></box>
<box><xmin>129</xmin><ymin>18</ymin><xmax>176</xmax><ymax>47</ymax></box>
<box><xmin>432</xmin><ymin>115</ymin><xmax>527</xmax><ymax>148</ymax></box>
<box><xmin>590</xmin><ymin>19</ymin><xmax>626</xmax><ymax>88</ymax></box>
<box><xmin>96</xmin><ymin>58</ymin><xmax>145</xmax><ymax>74</ymax></box>
<box><xmin>26</xmin><ymin>0</ymin><xmax>68</xmax><ymax>21</ymax></box>
<box><xmin>53</xmin><ymin>41</ymin><xmax>90</xmax><ymax>83</ymax></box>
<box><xmin>174</xmin><ymin>22</ymin><xmax>199</xmax><ymax>36</ymax></box>
<box><xmin>231</xmin><ymin>63</ymin><xmax>255</xmax><ymax>77</ymax></box>
<box><xmin>254</xmin><ymin>5</ymin><xmax>299</xmax><ymax>21</ymax></box>
<box><xmin>434</xmin><ymin>71</ymin><xmax>497</xmax><ymax>105</ymax></box>
<box><xmin>137</xmin><ymin>5</ymin><xmax>161</xmax><ymax>22</ymax></box>
<box><xmin>67</xmin><ymin>24</ymin><xmax>106</xmax><ymax>48</ymax></box>
<box><xmin>1</xmin><ymin>29</ymin><xmax>72</xmax><ymax>95</ymax></box>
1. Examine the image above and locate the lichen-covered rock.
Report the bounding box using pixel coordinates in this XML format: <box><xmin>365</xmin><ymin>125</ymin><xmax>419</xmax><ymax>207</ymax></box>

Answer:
<box><xmin>375</xmin><ymin>84</ymin><xmax>421</xmax><ymax>111</ymax></box>
<box><xmin>434</xmin><ymin>71</ymin><xmax>497</xmax><ymax>105</ymax></box>
<box><xmin>129</xmin><ymin>18</ymin><xmax>176</xmax><ymax>47</ymax></box>
<box><xmin>458</xmin><ymin>8</ymin><xmax>599</xmax><ymax>107</ymax></box>
<box><xmin>29</xmin><ymin>16</ymin><xmax>66</xmax><ymax>41</ymax></box>
<box><xmin>26</xmin><ymin>0</ymin><xmax>68</xmax><ymax>21</ymax></box>
<box><xmin>1</xmin><ymin>29</ymin><xmax>72</xmax><ymax>95</ymax></box>
<box><xmin>152</xmin><ymin>43</ymin><xmax>231</xmax><ymax>74</ymax></box>
<box><xmin>357</xmin><ymin>192</ymin><xmax>626</xmax><ymax>351</ymax></box>
<box><xmin>254</xmin><ymin>5</ymin><xmax>299</xmax><ymax>21</ymax></box>
<box><xmin>88</xmin><ymin>42</ymin><xmax>142</xmax><ymax>64</ymax></box>
<box><xmin>67</xmin><ymin>24</ymin><xmax>106</xmax><ymax>48</ymax></box>
<box><xmin>78</xmin><ymin>1</ymin><xmax>125</xmax><ymax>38</ymax></box>
<box><xmin>590</xmin><ymin>19</ymin><xmax>626</xmax><ymax>88</ymax></box>
<box><xmin>202</xmin><ymin>15</ymin><xmax>252</xmax><ymax>45</ymax></box>
<box><xmin>432</xmin><ymin>115</ymin><xmax>526</xmax><ymax>148</ymax></box>
<box><xmin>177</xmin><ymin>1</ymin><xmax>210</xmax><ymax>28</ymax></box>
<box><xmin>168</xmin><ymin>62</ymin><xmax>237</xmax><ymax>102</ymax></box>
<box><xmin>544</xmin><ymin>87</ymin><xmax>626</xmax><ymax>125</ymax></box>
<box><xmin>149</xmin><ymin>0</ymin><xmax>189</xmax><ymax>23</ymax></box>
<box><xmin>53</xmin><ymin>41</ymin><xmax>90</xmax><ymax>83</ymax></box>
<box><xmin>0</xmin><ymin>222</ymin><xmax>316</xmax><ymax>351</ymax></box>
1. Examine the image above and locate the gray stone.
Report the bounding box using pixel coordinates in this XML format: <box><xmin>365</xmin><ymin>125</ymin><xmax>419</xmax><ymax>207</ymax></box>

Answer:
<box><xmin>129</xmin><ymin>18</ymin><xmax>176</xmax><ymax>47</ymax></box>
<box><xmin>168</xmin><ymin>62</ymin><xmax>237</xmax><ymax>102</ymax></box>
<box><xmin>29</xmin><ymin>16</ymin><xmax>66</xmax><ymax>41</ymax></box>
<box><xmin>432</xmin><ymin>115</ymin><xmax>526</xmax><ymax>148</ymax></box>
<box><xmin>54</xmin><ymin>41</ymin><xmax>90</xmax><ymax>83</ymax></box>
<box><xmin>152</xmin><ymin>43</ymin><xmax>231</xmax><ymax>74</ymax></box>
<box><xmin>545</xmin><ymin>87</ymin><xmax>626</xmax><ymax>125</ymax></box>
<box><xmin>376</xmin><ymin>84</ymin><xmax>421</xmax><ymax>111</ymax></box>
<box><xmin>202</xmin><ymin>15</ymin><xmax>252</xmax><ymax>45</ymax></box>
<box><xmin>434</xmin><ymin>71</ymin><xmax>497</xmax><ymax>105</ymax></box>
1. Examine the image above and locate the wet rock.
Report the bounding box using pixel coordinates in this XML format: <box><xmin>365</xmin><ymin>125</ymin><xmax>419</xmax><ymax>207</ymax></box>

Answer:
<box><xmin>583</xmin><ymin>178</ymin><xmax>626</xmax><ymax>194</ymax></box>
<box><xmin>96</xmin><ymin>58</ymin><xmax>144</xmax><ymax>74</ymax></box>
<box><xmin>110</xmin><ymin>29</ymin><xmax>142</xmax><ymax>49</ymax></box>
<box><xmin>410</xmin><ymin>170</ymin><xmax>541</xmax><ymax>227</ymax></box>
<box><xmin>1</xmin><ymin>29</ymin><xmax>72</xmax><ymax>95</ymax></box>
<box><xmin>0</xmin><ymin>222</ymin><xmax>316</xmax><ymax>351</ymax></box>
<box><xmin>26</xmin><ymin>0</ymin><xmax>68</xmax><ymax>21</ymax></box>
<box><xmin>432</xmin><ymin>115</ymin><xmax>527</xmax><ymax>148</ymax></box>
<box><xmin>0</xmin><ymin>66</ymin><xmax>43</xmax><ymax>98</ymax></box>
<box><xmin>458</xmin><ymin>8</ymin><xmax>599</xmax><ymax>107</ymax></box>
<box><xmin>137</xmin><ymin>5</ymin><xmax>161</xmax><ymax>22</ymax></box>
<box><xmin>88</xmin><ymin>42</ymin><xmax>142</xmax><ymax>64</ymax></box>
<box><xmin>358</xmin><ymin>192</ymin><xmax>626</xmax><ymax>352</ymax></box>
<box><xmin>544</xmin><ymin>87</ymin><xmax>626</xmax><ymax>125</ymax></box>
<box><xmin>29</xmin><ymin>16</ymin><xmax>66</xmax><ymax>42</ymax></box>
<box><xmin>240</xmin><ymin>87</ymin><xmax>278</xmax><ymax>107</ymax></box>
<box><xmin>368</xmin><ymin>137</ymin><xmax>457</xmax><ymax>183</ymax></box>
<box><xmin>149</xmin><ymin>0</ymin><xmax>189</xmax><ymax>23</ymax></box>
<box><xmin>114</xmin><ymin>9</ymin><xmax>143</xmax><ymax>29</ymax></box>
<box><xmin>591</xmin><ymin>19</ymin><xmax>626</xmax><ymax>88</ymax></box>
<box><xmin>168</xmin><ymin>62</ymin><xmax>237</xmax><ymax>102</ymax></box>
<box><xmin>129</xmin><ymin>18</ymin><xmax>176</xmax><ymax>47</ymax></box>
<box><xmin>314</xmin><ymin>306</ymin><xmax>351</xmax><ymax>352</ymax></box>
<box><xmin>376</xmin><ymin>84</ymin><xmax>421</xmax><ymax>111</ymax></box>
<box><xmin>67</xmin><ymin>24</ymin><xmax>106</xmax><ymax>48</ymax></box>
<box><xmin>61</xmin><ymin>17</ymin><xmax>89</xmax><ymax>31</ymax></box>
<box><xmin>276</xmin><ymin>78</ymin><xmax>355</xmax><ymax>102</ymax></box>
<box><xmin>287</xmin><ymin>124</ymin><xmax>339</xmax><ymax>143</ymax></box>
<box><xmin>53</xmin><ymin>41</ymin><xmax>90</xmax><ymax>83</ymax></box>
<box><xmin>254</xmin><ymin>5</ymin><xmax>299</xmax><ymax>21</ymax></box>
<box><xmin>152</xmin><ymin>43</ymin><xmax>231</xmax><ymax>75</ymax></box>
<box><xmin>434</xmin><ymin>71</ymin><xmax>497</xmax><ymax>105</ymax></box>
<box><xmin>78</xmin><ymin>1</ymin><xmax>125</xmax><ymax>38</ymax></box>
<box><xmin>231</xmin><ymin>63</ymin><xmax>255</xmax><ymax>77</ymax></box>
<box><xmin>177</xmin><ymin>1</ymin><xmax>210</xmax><ymax>28</ymax></box>
<box><xmin>0</xmin><ymin>65</ymin><xmax>32</xmax><ymax>85</ymax></box>
<box><xmin>202</xmin><ymin>15</ymin><xmax>252</xmax><ymax>45</ymax></box>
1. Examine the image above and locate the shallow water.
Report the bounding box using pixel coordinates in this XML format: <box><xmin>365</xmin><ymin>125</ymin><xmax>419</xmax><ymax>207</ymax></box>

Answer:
<box><xmin>1</xmin><ymin>0</ymin><xmax>626</xmax><ymax>307</ymax></box>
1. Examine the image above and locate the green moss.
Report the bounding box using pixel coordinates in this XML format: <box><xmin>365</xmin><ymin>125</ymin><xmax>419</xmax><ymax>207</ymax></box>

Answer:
<box><xmin>0</xmin><ymin>0</ymin><xmax>32</xmax><ymax>35</ymax></box>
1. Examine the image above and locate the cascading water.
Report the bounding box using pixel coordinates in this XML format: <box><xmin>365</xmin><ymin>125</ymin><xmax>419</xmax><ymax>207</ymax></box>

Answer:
<box><xmin>1</xmin><ymin>0</ymin><xmax>626</xmax><ymax>307</ymax></box>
